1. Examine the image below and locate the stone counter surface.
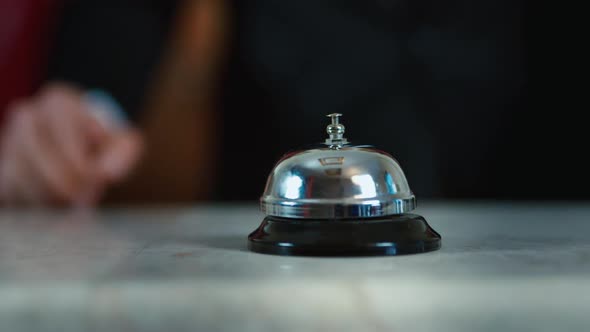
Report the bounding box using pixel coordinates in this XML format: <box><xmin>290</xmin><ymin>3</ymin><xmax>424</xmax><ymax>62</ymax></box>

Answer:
<box><xmin>1</xmin><ymin>202</ymin><xmax>589</xmax><ymax>331</ymax></box>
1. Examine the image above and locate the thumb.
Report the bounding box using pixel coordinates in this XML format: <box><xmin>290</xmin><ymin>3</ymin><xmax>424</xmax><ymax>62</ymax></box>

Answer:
<box><xmin>97</xmin><ymin>128</ymin><xmax>144</xmax><ymax>183</ymax></box>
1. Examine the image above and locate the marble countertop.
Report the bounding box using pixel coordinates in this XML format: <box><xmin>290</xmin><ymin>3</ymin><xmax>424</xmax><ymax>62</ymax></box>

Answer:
<box><xmin>1</xmin><ymin>202</ymin><xmax>589</xmax><ymax>332</ymax></box>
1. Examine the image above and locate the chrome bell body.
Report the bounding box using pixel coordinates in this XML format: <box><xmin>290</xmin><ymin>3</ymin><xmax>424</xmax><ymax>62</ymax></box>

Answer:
<box><xmin>248</xmin><ymin>114</ymin><xmax>441</xmax><ymax>256</ymax></box>
<box><xmin>260</xmin><ymin>145</ymin><xmax>416</xmax><ymax>219</ymax></box>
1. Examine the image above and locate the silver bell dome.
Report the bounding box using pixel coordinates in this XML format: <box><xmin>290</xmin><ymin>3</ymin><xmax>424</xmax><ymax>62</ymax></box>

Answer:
<box><xmin>260</xmin><ymin>114</ymin><xmax>416</xmax><ymax>219</ymax></box>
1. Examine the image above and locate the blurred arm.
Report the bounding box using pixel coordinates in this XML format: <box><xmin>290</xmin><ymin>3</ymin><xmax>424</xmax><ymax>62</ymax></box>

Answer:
<box><xmin>108</xmin><ymin>0</ymin><xmax>229</xmax><ymax>203</ymax></box>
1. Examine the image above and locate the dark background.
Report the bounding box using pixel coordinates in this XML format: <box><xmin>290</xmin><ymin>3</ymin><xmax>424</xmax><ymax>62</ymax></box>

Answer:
<box><xmin>47</xmin><ymin>0</ymin><xmax>587</xmax><ymax>201</ymax></box>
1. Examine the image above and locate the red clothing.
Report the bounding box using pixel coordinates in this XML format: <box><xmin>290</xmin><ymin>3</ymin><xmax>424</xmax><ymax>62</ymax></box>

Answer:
<box><xmin>0</xmin><ymin>0</ymin><xmax>60</xmax><ymax>123</ymax></box>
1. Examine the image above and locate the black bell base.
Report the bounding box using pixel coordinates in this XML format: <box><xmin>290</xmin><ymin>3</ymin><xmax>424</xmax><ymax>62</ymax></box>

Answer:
<box><xmin>248</xmin><ymin>214</ymin><xmax>441</xmax><ymax>256</ymax></box>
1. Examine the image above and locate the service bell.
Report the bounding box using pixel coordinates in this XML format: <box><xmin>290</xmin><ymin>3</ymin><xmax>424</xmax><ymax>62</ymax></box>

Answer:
<box><xmin>248</xmin><ymin>114</ymin><xmax>441</xmax><ymax>256</ymax></box>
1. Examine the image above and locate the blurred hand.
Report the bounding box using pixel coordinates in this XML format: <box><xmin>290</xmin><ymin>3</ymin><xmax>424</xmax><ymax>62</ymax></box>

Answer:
<box><xmin>0</xmin><ymin>83</ymin><xmax>143</xmax><ymax>206</ymax></box>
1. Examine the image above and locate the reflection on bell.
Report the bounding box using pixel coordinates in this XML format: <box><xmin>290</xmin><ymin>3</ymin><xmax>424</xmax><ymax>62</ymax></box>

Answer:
<box><xmin>248</xmin><ymin>114</ymin><xmax>441</xmax><ymax>256</ymax></box>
